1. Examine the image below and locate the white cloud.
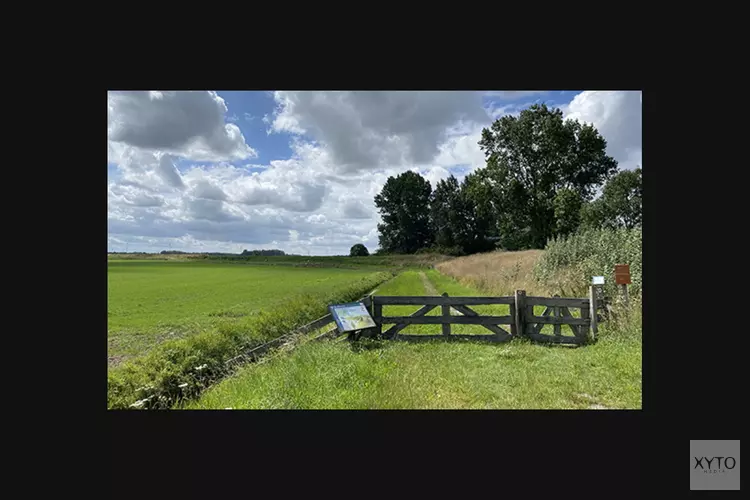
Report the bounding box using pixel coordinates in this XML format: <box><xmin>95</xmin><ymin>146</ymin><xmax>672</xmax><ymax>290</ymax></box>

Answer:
<box><xmin>268</xmin><ymin>91</ymin><xmax>488</xmax><ymax>172</ymax></box>
<box><xmin>108</xmin><ymin>91</ymin><xmax>257</xmax><ymax>162</ymax></box>
<box><xmin>420</xmin><ymin>166</ymin><xmax>453</xmax><ymax>188</ymax></box>
<box><xmin>562</xmin><ymin>91</ymin><xmax>642</xmax><ymax>170</ymax></box>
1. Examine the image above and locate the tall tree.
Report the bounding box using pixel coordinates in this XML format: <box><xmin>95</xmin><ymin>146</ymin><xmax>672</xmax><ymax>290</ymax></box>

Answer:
<box><xmin>429</xmin><ymin>174</ymin><xmax>494</xmax><ymax>255</ymax></box>
<box><xmin>374</xmin><ymin>171</ymin><xmax>433</xmax><ymax>253</ymax></box>
<box><xmin>581</xmin><ymin>167</ymin><xmax>642</xmax><ymax>229</ymax></box>
<box><xmin>454</xmin><ymin>174</ymin><xmax>495</xmax><ymax>254</ymax></box>
<box><xmin>429</xmin><ymin>175</ymin><xmax>461</xmax><ymax>250</ymax></box>
<box><xmin>477</xmin><ymin>104</ymin><xmax>618</xmax><ymax>248</ymax></box>
<box><xmin>554</xmin><ymin>187</ymin><xmax>584</xmax><ymax>237</ymax></box>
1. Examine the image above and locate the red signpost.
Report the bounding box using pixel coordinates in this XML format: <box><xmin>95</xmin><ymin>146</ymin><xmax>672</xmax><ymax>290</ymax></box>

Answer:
<box><xmin>615</xmin><ymin>264</ymin><xmax>631</xmax><ymax>285</ymax></box>
<box><xmin>614</xmin><ymin>264</ymin><xmax>631</xmax><ymax>305</ymax></box>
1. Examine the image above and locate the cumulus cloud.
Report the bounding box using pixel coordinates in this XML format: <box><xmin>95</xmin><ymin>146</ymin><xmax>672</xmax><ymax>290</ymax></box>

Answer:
<box><xmin>157</xmin><ymin>155</ymin><xmax>185</xmax><ymax>189</ymax></box>
<box><xmin>268</xmin><ymin>91</ymin><xmax>488</xmax><ymax>172</ymax></box>
<box><xmin>339</xmin><ymin>199</ymin><xmax>373</xmax><ymax>220</ymax></box>
<box><xmin>189</xmin><ymin>178</ymin><xmax>227</xmax><ymax>201</ymax></box>
<box><xmin>108</xmin><ymin>91</ymin><xmax>257</xmax><ymax>162</ymax></box>
<box><xmin>108</xmin><ymin>183</ymin><xmax>164</xmax><ymax>208</ymax></box>
<box><xmin>562</xmin><ymin>91</ymin><xmax>642</xmax><ymax>170</ymax></box>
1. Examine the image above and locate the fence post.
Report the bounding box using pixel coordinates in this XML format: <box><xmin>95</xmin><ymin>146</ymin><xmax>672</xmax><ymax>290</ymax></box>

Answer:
<box><xmin>620</xmin><ymin>284</ymin><xmax>629</xmax><ymax>308</ymax></box>
<box><xmin>441</xmin><ymin>292</ymin><xmax>451</xmax><ymax>336</ymax></box>
<box><xmin>553</xmin><ymin>293</ymin><xmax>561</xmax><ymax>336</ymax></box>
<box><xmin>373</xmin><ymin>300</ymin><xmax>383</xmax><ymax>339</ymax></box>
<box><xmin>588</xmin><ymin>286</ymin><xmax>598</xmax><ymax>343</ymax></box>
<box><xmin>514</xmin><ymin>290</ymin><xmax>526</xmax><ymax>338</ymax></box>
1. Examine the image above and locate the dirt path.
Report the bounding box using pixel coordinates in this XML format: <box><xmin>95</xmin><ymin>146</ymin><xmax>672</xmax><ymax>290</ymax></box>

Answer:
<box><xmin>419</xmin><ymin>272</ymin><xmax>439</xmax><ymax>295</ymax></box>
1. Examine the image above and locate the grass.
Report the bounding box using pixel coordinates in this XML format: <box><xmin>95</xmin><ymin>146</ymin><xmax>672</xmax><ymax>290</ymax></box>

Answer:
<box><xmin>184</xmin><ymin>270</ymin><xmax>641</xmax><ymax>409</ymax></box>
<box><xmin>108</xmin><ymin>260</ymin><xmax>383</xmax><ymax>362</ymax></box>
<box><xmin>107</xmin><ymin>252</ymin><xmax>452</xmax><ymax>269</ymax></box>
<box><xmin>107</xmin><ymin>268</ymin><xmax>393</xmax><ymax>409</ymax></box>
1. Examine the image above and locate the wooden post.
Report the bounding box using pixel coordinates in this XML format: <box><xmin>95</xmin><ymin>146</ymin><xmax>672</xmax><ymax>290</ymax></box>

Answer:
<box><xmin>620</xmin><ymin>284</ymin><xmax>629</xmax><ymax>308</ymax></box>
<box><xmin>373</xmin><ymin>301</ymin><xmax>383</xmax><ymax>338</ymax></box>
<box><xmin>509</xmin><ymin>300</ymin><xmax>517</xmax><ymax>337</ymax></box>
<box><xmin>553</xmin><ymin>294</ymin><xmax>561</xmax><ymax>336</ymax></box>
<box><xmin>588</xmin><ymin>286</ymin><xmax>598</xmax><ymax>343</ymax></box>
<box><xmin>441</xmin><ymin>292</ymin><xmax>451</xmax><ymax>336</ymax></box>
<box><xmin>514</xmin><ymin>290</ymin><xmax>526</xmax><ymax>338</ymax></box>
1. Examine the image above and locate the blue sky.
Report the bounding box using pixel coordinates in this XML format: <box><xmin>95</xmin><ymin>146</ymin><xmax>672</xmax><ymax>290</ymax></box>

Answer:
<box><xmin>107</xmin><ymin>90</ymin><xmax>642</xmax><ymax>255</ymax></box>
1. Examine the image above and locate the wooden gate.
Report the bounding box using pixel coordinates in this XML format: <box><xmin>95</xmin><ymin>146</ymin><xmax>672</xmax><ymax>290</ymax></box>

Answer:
<box><xmin>371</xmin><ymin>292</ymin><xmax>516</xmax><ymax>343</ymax></box>
<box><xmin>368</xmin><ymin>288</ymin><xmax>600</xmax><ymax>346</ymax></box>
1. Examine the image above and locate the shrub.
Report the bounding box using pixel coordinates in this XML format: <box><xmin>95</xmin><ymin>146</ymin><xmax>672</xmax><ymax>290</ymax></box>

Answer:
<box><xmin>533</xmin><ymin>227</ymin><xmax>642</xmax><ymax>298</ymax></box>
<box><xmin>349</xmin><ymin>244</ymin><xmax>370</xmax><ymax>257</ymax></box>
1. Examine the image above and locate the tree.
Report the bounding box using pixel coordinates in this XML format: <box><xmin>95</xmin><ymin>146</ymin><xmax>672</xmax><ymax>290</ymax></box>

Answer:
<box><xmin>241</xmin><ymin>249</ymin><xmax>285</xmax><ymax>256</ymax></box>
<box><xmin>349</xmin><ymin>243</ymin><xmax>369</xmax><ymax>257</ymax></box>
<box><xmin>428</xmin><ymin>174</ymin><xmax>496</xmax><ymax>255</ymax></box>
<box><xmin>429</xmin><ymin>176</ymin><xmax>461</xmax><ymax>250</ymax></box>
<box><xmin>601</xmin><ymin>167</ymin><xmax>642</xmax><ymax>229</ymax></box>
<box><xmin>374</xmin><ymin>171</ymin><xmax>433</xmax><ymax>253</ymax></box>
<box><xmin>580</xmin><ymin>198</ymin><xmax>607</xmax><ymax>229</ymax></box>
<box><xmin>554</xmin><ymin>188</ymin><xmax>583</xmax><ymax>237</ymax></box>
<box><xmin>581</xmin><ymin>167</ymin><xmax>642</xmax><ymax>230</ymax></box>
<box><xmin>477</xmin><ymin>104</ymin><xmax>618</xmax><ymax>248</ymax></box>
<box><xmin>453</xmin><ymin>174</ymin><xmax>495</xmax><ymax>254</ymax></box>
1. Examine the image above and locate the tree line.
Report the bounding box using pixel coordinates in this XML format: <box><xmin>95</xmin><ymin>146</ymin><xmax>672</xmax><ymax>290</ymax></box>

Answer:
<box><xmin>240</xmin><ymin>249</ymin><xmax>286</xmax><ymax>256</ymax></box>
<box><xmin>156</xmin><ymin>249</ymin><xmax>287</xmax><ymax>256</ymax></box>
<box><xmin>374</xmin><ymin>104</ymin><xmax>642</xmax><ymax>255</ymax></box>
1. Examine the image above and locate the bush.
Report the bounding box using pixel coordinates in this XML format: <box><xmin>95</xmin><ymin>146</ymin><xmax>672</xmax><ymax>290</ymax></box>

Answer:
<box><xmin>533</xmin><ymin>227</ymin><xmax>642</xmax><ymax>298</ymax></box>
<box><xmin>107</xmin><ymin>272</ymin><xmax>393</xmax><ymax>409</ymax></box>
<box><xmin>349</xmin><ymin>244</ymin><xmax>370</xmax><ymax>257</ymax></box>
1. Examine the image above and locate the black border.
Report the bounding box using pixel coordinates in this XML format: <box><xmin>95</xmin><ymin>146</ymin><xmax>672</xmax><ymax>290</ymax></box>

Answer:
<box><xmin>42</xmin><ymin>74</ymin><xmax>736</xmax><ymax>495</ymax></box>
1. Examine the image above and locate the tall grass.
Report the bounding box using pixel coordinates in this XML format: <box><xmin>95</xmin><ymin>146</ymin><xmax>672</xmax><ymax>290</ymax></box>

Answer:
<box><xmin>107</xmin><ymin>272</ymin><xmax>393</xmax><ymax>410</ymax></box>
<box><xmin>436</xmin><ymin>250</ymin><xmax>545</xmax><ymax>296</ymax></box>
<box><xmin>534</xmin><ymin>227</ymin><xmax>642</xmax><ymax>298</ymax></box>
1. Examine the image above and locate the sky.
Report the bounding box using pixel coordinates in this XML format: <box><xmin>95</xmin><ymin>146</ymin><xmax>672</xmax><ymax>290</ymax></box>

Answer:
<box><xmin>107</xmin><ymin>90</ymin><xmax>642</xmax><ymax>255</ymax></box>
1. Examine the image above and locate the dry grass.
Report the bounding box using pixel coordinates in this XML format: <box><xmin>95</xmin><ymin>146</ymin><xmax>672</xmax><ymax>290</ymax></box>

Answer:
<box><xmin>435</xmin><ymin>250</ymin><xmax>548</xmax><ymax>296</ymax></box>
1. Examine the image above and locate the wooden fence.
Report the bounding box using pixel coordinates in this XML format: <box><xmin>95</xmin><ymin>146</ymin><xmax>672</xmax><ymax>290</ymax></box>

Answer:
<box><xmin>224</xmin><ymin>287</ymin><xmax>602</xmax><ymax>372</ymax></box>
<box><xmin>367</xmin><ymin>287</ymin><xmax>601</xmax><ymax>346</ymax></box>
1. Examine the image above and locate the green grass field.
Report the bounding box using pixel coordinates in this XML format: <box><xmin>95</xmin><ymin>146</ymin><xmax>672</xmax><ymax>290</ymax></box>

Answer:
<box><xmin>184</xmin><ymin>270</ymin><xmax>641</xmax><ymax>409</ymax></box>
<box><xmin>107</xmin><ymin>252</ymin><xmax>451</xmax><ymax>269</ymax></box>
<box><xmin>108</xmin><ymin>260</ymin><xmax>384</xmax><ymax>364</ymax></box>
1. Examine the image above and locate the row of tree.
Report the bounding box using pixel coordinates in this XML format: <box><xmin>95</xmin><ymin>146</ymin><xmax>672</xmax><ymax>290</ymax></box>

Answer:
<box><xmin>240</xmin><ymin>249</ymin><xmax>286</xmax><ymax>256</ymax></box>
<box><xmin>374</xmin><ymin>104</ymin><xmax>642</xmax><ymax>255</ymax></box>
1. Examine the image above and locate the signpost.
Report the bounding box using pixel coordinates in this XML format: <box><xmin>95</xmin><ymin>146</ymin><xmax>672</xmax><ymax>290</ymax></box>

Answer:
<box><xmin>614</xmin><ymin>264</ymin><xmax>631</xmax><ymax>307</ymax></box>
<box><xmin>591</xmin><ymin>276</ymin><xmax>606</xmax><ymax>320</ymax></box>
<box><xmin>329</xmin><ymin>302</ymin><xmax>377</xmax><ymax>340</ymax></box>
